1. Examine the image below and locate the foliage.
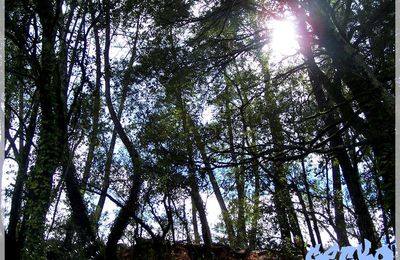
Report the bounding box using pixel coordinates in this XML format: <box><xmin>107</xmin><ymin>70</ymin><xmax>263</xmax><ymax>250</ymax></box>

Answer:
<box><xmin>4</xmin><ymin>0</ymin><xmax>394</xmax><ymax>258</ymax></box>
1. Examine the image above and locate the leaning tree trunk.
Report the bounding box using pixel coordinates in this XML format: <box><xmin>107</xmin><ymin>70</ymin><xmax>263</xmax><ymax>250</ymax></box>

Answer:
<box><xmin>185</xmin><ymin>105</ymin><xmax>236</xmax><ymax>245</ymax></box>
<box><xmin>178</xmin><ymin>90</ymin><xmax>213</xmax><ymax>247</ymax></box>
<box><xmin>295</xmin><ymin>9</ymin><xmax>380</xmax><ymax>248</ymax></box>
<box><xmin>295</xmin><ymin>0</ymin><xmax>395</xmax><ymax>229</ymax></box>
<box><xmin>294</xmin><ymin>184</ymin><xmax>316</xmax><ymax>247</ymax></box>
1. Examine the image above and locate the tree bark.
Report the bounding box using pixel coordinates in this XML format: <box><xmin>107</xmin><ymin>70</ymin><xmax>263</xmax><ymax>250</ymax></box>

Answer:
<box><xmin>331</xmin><ymin>159</ymin><xmax>350</xmax><ymax>246</ymax></box>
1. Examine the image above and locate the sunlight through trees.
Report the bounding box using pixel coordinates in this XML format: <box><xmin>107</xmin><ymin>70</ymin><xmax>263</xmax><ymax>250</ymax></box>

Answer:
<box><xmin>3</xmin><ymin>0</ymin><xmax>395</xmax><ymax>259</ymax></box>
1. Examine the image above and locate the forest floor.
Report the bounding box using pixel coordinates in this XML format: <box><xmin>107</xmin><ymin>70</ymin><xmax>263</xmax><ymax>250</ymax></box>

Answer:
<box><xmin>116</xmin><ymin>241</ymin><xmax>303</xmax><ymax>260</ymax></box>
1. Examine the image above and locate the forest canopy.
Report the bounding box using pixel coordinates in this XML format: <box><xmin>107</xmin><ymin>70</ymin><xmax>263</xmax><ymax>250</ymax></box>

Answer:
<box><xmin>3</xmin><ymin>0</ymin><xmax>395</xmax><ymax>259</ymax></box>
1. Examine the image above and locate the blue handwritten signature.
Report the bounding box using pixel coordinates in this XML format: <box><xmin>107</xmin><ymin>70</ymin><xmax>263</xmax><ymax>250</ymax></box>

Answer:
<box><xmin>306</xmin><ymin>239</ymin><xmax>395</xmax><ymax>259</ymax></box>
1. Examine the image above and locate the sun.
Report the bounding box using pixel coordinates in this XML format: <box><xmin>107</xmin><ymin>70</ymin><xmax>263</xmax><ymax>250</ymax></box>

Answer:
<box><xmin>263</xmin><ymin>16</ymin><xmax>299</xmax><ymax>59</ymax></box>
<box><xmin>271</xmin><ymin>19</ymin><xmax>298</xmax><ymax>55</ymax></box>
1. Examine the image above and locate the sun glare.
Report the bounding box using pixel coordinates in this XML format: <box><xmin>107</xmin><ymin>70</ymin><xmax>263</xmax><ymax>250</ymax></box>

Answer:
<box><xmin>263</xmin><ymin>17</ymin><xmax>299</xmax><ymax>59</ymax></box>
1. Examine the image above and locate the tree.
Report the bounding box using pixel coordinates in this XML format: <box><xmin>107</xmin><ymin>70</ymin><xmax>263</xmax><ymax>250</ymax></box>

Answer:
<box><xmin>4</xmin><ymin>0</ymin><xmax>394</xmax><ymax>258</ymax></box>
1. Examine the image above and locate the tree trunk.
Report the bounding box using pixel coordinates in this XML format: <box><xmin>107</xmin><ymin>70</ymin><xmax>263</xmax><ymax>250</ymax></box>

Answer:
<box><xmin>90</xmin><ymin>4</ymin><xmax>127</xmax><ymax>228</ymax></box>
<box><xmin>373</xmin><ymin>169</ymin><xmax>390</xmax><ymax>245</ymax></box>
<box><xmin>103</xmin><ymin>2</ymin><xmax>144</xmax><ymax>257</ymax></box>
<box><xmin>178</xmin><ymin>91</ymin><xmax>212</xmax><ymax>247</ymax></box>
<box><xmin>249</xmin><ymin>158</ymin><xmax>260</xmax><ymax>249</ymax></box>
<box><xmin>301</xmin><ymin>160</ymin><xmax>323</xmax><ymax>247</ymax></box>
<box><xmin>81</xmin><ymin>55</ymin><xmax>101</xmax><ymax>188</ymax></box>
<box><xmin>192</xmin><ymin>198</ymin><xmax>201</xmax><ymax>244</ymax></box>
<box><xmin>20</xmin><ymin>2</ymin><xmax>61</xmax><ymax>257</ymax></box>
<box><xmin>296</xmin><ymin>0</ymin><xmax>395</xmax><ymax>229</ymax></box>
<box><xmin>7</xmin><ymin>97</ymin><xmax>38</xmax><ymax>259</ymax></box>
<box><xmin>63</xmin><ymin>154</ymin><xmax>100</xmax><ymax>256</ymax></box>
<box><xmin>331</xmin><ymin>159</ymin><xmax>350</xmax><ymax>246</ymax></box>
<box><xmin>260</xmin><ymin>60</ymin><xmax>304</xmax><ymax>254</ymax></box>
<box><xmin>294</xmin><ymin>185</ymin><xmax>316</xmax><ymax>247</ymax></box>
<box><xmin>188</xmin><ymin>156</ymin><xmax>212</xmax><ymax>247</ymax></box>
<box><xmin>225</xmin><ymin>99</ymin><xmax>246</xmax><ymax>247</ymax></box>
<box><xmin>295</xmin><ymin>9</ymin><xmax>379</xmax><ymax>248</ymax></box>
<box><xmin>183</xmin><ymin>103</ymin><xmax>236</xmax><ymax>245</ymax></box>
<box><xmin>92</xmin><ymin>129</ymin><xmax>117</xmax><ymax>228</ymax></box>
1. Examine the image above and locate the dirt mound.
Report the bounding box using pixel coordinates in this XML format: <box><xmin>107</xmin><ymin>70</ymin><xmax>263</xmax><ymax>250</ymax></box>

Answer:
<box><xmin>117</xmin><ymin>241</ymin><xmax>301</xmax><ymax>260</ymax></box>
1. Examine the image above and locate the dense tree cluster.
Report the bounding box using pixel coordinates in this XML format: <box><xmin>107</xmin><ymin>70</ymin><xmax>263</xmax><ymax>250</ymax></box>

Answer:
<box><xmin>4</xmin><ymin>0</ymin><xmax>394</xmax><ymax>259</ymax></box>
